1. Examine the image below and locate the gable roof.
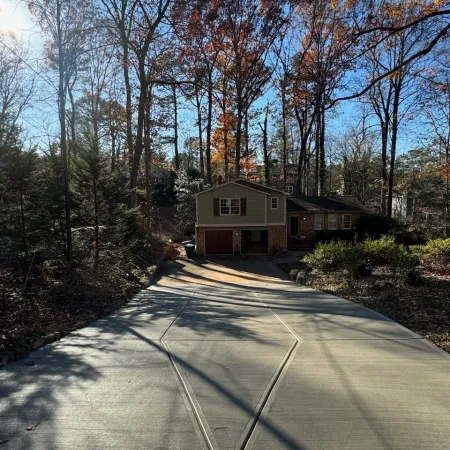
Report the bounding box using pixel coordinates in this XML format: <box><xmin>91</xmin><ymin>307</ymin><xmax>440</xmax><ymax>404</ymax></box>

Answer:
<box><xmin>196</xmin><ymin>179</ymin><xmax>289</xmax><ymax>196</ymax></box>
<box><xmin>287</xmin><ymin>195</ymin><xmax>369</xmax><ymax>213</ymax></box>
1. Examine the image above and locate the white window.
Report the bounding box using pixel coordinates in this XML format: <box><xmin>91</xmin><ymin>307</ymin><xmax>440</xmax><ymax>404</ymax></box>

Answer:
<box><xmin>231</xmin><ymin>198</ymin><xmax>240</xmax><ymax>215</ymax></box>
<box><xmin>286</xmin><ymin>185</ymin><xmax>294</xmax><ymax>194</ymax></box>
<box><xmin>328</xmin><ymin>214</ymin><xmax>337</xmax><ymax>230</ymax></box>
<box><xmin>342</xmin><ymin>214</ymin><xmax>352</xmax><ymax>229</ymax></box>
<box><xmin>314</xmin><ymin>214</ymin><xmax>324</xmax><ymax>230</ymax></box>
<box><xmin>271</xmin><ymin>197</ymin><xmax>278</xmax><ymax>210</ymax></box>
<box><xmin>220</xmin><ymin>198</ymin><xmax>240</xmax><ymax>215</ymax></box>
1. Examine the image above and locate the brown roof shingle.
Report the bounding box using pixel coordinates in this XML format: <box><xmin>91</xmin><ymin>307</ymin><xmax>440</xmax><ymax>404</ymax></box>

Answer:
<box><xmin>287</xmin><ymin>196</ymin><xmax>368</xmax><ymax>213</ymax></box>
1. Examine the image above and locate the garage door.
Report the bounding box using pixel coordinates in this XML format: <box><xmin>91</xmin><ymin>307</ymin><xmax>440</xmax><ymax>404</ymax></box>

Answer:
<box><xmin>205</xmin><ymin>230</ymin><xmax>233</xmax><ymax>254</ymax></box>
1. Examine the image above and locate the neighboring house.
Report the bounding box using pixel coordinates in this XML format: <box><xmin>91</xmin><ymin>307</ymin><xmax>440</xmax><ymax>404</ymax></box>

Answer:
<box><xmin>270</xmin><ymin>163</ymin><xmax>297</xmax><ymax>195</ymax></box>
<box><xmin>287</xmin><ymin>195</ymin><xmax>368</xmax><ymax>248</ymax></box>
<box><xmin>392</xmin><ymin>194</ymin><xmax>415</xmax><ymax>221</ymax></box>
<box><xmin>195</xmin><ymin>179</ymin><xmax>288</xmax><ymax>255</ymax></box>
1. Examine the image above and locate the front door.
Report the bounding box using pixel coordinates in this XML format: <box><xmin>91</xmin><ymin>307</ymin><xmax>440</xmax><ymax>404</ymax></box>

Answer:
<box><xmin>289</xmin><ymin>216</ymin><xmax>299</xmax><ymax>237</ymax></box>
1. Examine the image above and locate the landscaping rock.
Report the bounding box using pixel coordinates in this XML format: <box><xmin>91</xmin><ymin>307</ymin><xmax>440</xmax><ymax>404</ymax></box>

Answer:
<box><xmin>32</xmin><ymin>339</ymin><xmax>45</xmax><ymax>350</ymax></box>
<box><xmin>296</xmin><ymin>270</ymin><xmax>308</xmax><ymax>285</ymax></box>
<box><xmin>289</xmin><ymin>269</ymin><xmax>299</xmax><ymax>281</ymax></box>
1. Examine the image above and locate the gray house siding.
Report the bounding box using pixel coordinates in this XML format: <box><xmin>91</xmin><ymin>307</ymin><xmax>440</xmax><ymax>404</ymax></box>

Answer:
<box><xmin>197</xmin><ymin>183</ymin><xmax>267</xmax><ymax>225</ymax></box>
<box><xmin>266</xmin><ymin>192</ymin><xmax>285</xmax><ymax>223</ymax></box>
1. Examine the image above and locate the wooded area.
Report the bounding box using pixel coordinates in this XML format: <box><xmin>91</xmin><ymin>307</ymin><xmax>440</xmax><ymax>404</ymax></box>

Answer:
<box><xmin>1</xmin><ymin>0</ymin><xmax>450</xmax><ymax>359</ymax></box>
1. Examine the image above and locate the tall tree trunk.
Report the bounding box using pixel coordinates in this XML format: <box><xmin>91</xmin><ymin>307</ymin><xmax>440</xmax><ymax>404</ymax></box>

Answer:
<box><xmin>129</xmin><ymin>55</ymin><xmax>148</xmax><ymax>207</ymax></box>
<box><xmin>68</xmin><ymin>80</ymin><xmax>76</xmax><ymax>159</ymax></box>
<box><xmin>205</xmin><ymin>73</ymin><xmax>213</xmax><ymax>184</ymax></box>
<box><xmin>388</xmin><ymin>84</ymin><xmax>401</xmax><ymax>217</ymax></box>
<box><xmin>380</xmin><ymin>120</ymin><xmax>389</xmax><ymax>215</ymax></box>
<box><xmin>57</xmin><ymin>0</ymin><xmax>72</xmax><ymax>263</ymax></box>
<box><xmin>294</xmin><ymin>105</ymin><xmax>313</xmax><ymax>196</ymax></box>
<box><xmin>314</xmin><ymin>110</ymin><xmax>321</xmax><ymax>196</ymax></box>
<box><xmin>144</xmin><ymin>83</ymin><xmax>153</xmax><ymax>234</ymax></box>
<box><xmin>111</xmin><ymin>130</ymin><xmax>116</xmax><ymax>171</ymax></box>
<box><xmin>93</xmin><ymin>176</ymin><xmax>99</xmax><ymax>272</ymax></box>
<box><xmin>244</xmin><ymin>109</ymin><xmax>249</xmax><ymax>159</ymax></box>
<box><xmin>235</xmin><ymin>100</ymin><xmax>243</xmax><ymax>179</ymax></box>
<box><xmin>172</xmin><ymin>84</ymin><xmax>179</xmax><ymax>170</ymax></box>
<box><xmin>260</xmin><ymin>105</ymin><xmax>270</xmax><ymax>186</ymax></box>
<box><xmin>119</xmin><ymin>15</ymin><xmax>133</xmax><ymax>168</ymax></box>
<box><xmin>19</xmin><ymin>191</ymin><xmax>28</xmax><ymax>264</ymax></box>
<box><xmin>319</xmin><ymin>106</ymin><xmax>326</xmax><ymax>196</ymax></box>
<box><xmin>281</xmin><ymin>83</ymin><xmax>288</xmax><ymax>187</ymax></box>
<box><xmin>195</xmin><ymin>90</ymin><xmax>204</xmax><ymax>179</ymax></box>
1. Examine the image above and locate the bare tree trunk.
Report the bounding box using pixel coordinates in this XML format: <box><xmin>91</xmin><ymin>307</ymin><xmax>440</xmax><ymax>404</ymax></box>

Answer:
<box><xmin>68</xmin><ymin>78</ymin><xmax>76</xmax><ymax>159</ymax></box>
<box><xmin>205</xmin><ymin>73</ymin><xmax>213</xmax><ymax>184</ymax></box>
<box><xmin>129</xmin><ymin>55</ymin><xmax>148</xmax><ymax>207</ymax></box>
<box><xmin>388</xmin><ymin>84</ymin><xmax>401</xmax><ymax>217</ymax></box>
<box><xmin>195</xmin><ymin>90</ymin><xmax>204</xmax><ymax>179</ymax></box>
<box><xmin>172</xmin><ymin>84</ymin><xmax>179</xmax><ymax>170</ymax></box>
<box><xmin>57</xmin><ymin>0</ymin><xmax>72</xmax><ymax>263</ymax></box>
<box><xmin>380</xmin><ymin>120</ymin><xmax>389</xmax><ymax>215</ymax></box>
<box><xmin>244</xmin><ymin>109</ymin><xmax>249</xmax><ymax>159</ymax></box>
<box><xmin>319</xmin><ymin>106</ymin><xmax>326</xmax><ymax>195</ymax></box>
<box><xmin>19</xmin><ymin>191</ymin><xmax>28</xmax><ymax>264</ymax></box>
<box><xmin>93</xmin><ymin>176</ymin><xmax>99</xmax><ymax>272</ymax></box>
<box><xmin>260</xmin><ymin>104</ymin><xmax>270</xmax><ymax>186</ymax></box>
<box><xmin>118</xmin><ymin>16</ymin><xmax>133</xmax><ymax>169</ymax></box>
<box><xmin>235</xmin><ymin>100</ymin><xmax>243</xmax><ymax>179</ymax></box>
<box><xmin>314</xmin><ymin>111</ymin><xmax>321</xmax><ymax>196</ymax></box>
<box><xmin>281</xmin><ymin>82</ymin><xmax>288</xmax><ymax>187</ymax></box>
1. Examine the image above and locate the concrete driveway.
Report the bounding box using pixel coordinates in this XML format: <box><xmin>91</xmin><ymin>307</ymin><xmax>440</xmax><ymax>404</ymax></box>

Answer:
<box><xmin>1</xmin><ymin>258</ymin><xmax>450</xmax><ymax>449</ymax></box>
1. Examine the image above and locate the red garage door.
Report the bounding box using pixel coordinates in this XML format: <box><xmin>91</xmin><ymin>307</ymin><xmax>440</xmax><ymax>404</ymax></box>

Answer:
<box><xmin>205</xmin><ymin>230</ymin><xmax>233</xmax><ymax>255</ymax></box>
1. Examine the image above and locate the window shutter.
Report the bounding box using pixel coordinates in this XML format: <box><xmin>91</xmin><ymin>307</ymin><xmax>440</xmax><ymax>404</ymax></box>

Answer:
<box><xmin>213</xmin><ymin>198</ymin><xmax>220</xmax><ymax>216</ymax></box>
<box><xmin>240</xmin><ymin>198</ymin><xmax>247</xmax><ymax>216</ymax></box>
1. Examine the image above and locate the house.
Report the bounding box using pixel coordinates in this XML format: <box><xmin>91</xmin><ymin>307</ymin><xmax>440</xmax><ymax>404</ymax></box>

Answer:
<box><xmin>195</xmin><ymin>180</ymin><xmax>369</xmax><ymax>255</ymax></box>
<box><xmin>287</xmin><ymin>195</ymin><xmax>369</xmax><ymax>248</ymax></box>
<box><xmin>195</xmin><ymin>179</ymin><xmax>288</xmax><ymax>255</ymax></box>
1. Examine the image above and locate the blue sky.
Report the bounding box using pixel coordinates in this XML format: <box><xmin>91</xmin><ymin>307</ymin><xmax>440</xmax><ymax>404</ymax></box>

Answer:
<box><xmin>2</xmin><ymin>0</ymin><xmax>428</xmax><ymax>160</ymax></box>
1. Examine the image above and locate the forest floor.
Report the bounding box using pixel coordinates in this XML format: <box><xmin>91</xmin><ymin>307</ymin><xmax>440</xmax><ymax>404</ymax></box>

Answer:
<box><xmin>0</xmin><ymin>240</ymin><xmax>166</xmax><ymax>365</ymax></box>
<box><xmin>278</xmin><ymin>263</ymin><xmax>450</xmax><ymax>354</ymax></box>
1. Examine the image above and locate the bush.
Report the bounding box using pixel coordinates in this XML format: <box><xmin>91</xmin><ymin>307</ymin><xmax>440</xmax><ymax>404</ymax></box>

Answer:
<box><xmin>411</xmin><ymin>238</ymin><xmax>450</xmax><ymax>272</ymax></box>
<box><xmin>361</xmin><ymin>236</ymin><xmax>398</xmax><ymax>266</ymax></box>
<box><xmin>362</xmin><ymin>236</ymin><xmax>420</xmax><ymax>278</ymax></box>
<box><xmin>303</xmin><ymin>241</ymin><xmax>364</xmax><ymax>287</ymax></box>
<box><xmin>303</xmin><ymin>237</ymin><xmax>421</xmax><ymax>286</ymax></box>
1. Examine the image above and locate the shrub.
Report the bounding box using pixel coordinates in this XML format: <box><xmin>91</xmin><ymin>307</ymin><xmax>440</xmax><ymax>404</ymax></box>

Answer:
<box><xmin>303</xmin><ymin>241</ymin><xmax>364</xmax><ymax>287</ymax></box>
<box><xmin>411</xmin><ymin>238</ymin><xmax>450</xmax><ymax>272</ymax></box>
<box><xmin>361</xmin><ymin>236</ymin><xmax>398</xmax><ymax>266</ymax></box>
<box><xmin>362</xmin><ymin>236</ymin><xmax>420</xmax><ymax>278</ymax></box>
<box><xmin>304</xmin><ymin>237</ymin><xmax>421</xmax><ymax>287</ymax></box>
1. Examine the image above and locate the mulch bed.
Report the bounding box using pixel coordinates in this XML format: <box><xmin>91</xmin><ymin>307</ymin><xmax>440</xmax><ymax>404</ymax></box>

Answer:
<box><xmin>0</xmin><ymin>243</ymin><xmax>166</xmax><ymax>365</ymax></box>
<box><xmin>278</xmin><ymin>263</ymin><xmax>450</xmax><ymax>354</ymax></box>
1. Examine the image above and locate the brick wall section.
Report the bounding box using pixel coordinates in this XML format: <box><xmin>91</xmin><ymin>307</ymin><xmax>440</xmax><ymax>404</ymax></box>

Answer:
<box><xmin>196</xmin><ymin>227</ymin><xmax>206</xmax><ymax>255</ymax></box>
<box><xmin>287</xmin><ymin>212</ymin><xmax>363</xmax><ymax>247</ymax></box>
<box><xmin>268</xmin><ymin>225</ymin><xmax>287</xmax><ymax>253</ymax></box>
<box><xmin>196</xmin><ymin>226</ymin><xmax>287</xmax><ymax>255</ymax></box>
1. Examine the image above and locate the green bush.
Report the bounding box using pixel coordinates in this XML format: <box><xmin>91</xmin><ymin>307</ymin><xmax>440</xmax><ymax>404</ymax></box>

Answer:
<box><xmin>362</xmin><ymin>236</ymin><xmax>420</xmax><ymax>278</ymax></box>
<box><xmin>362</xmin><ymin>236</ymin><xmax>398</xmax><ymax>266</ymax></box>
<box><xmin>411</xmin><ymin>238</ymin><xmax>450</xmax><ymax>272</ymax></box>
<box><xmin>303</xmin><ymin>241</ymin><xmax>364</xmax><ymax>286</ymax></box>
<box><xmin>304</xmin><ymin>237</ymin><xmax>421</xmax><ymax>286</ymax></box>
